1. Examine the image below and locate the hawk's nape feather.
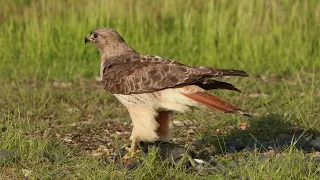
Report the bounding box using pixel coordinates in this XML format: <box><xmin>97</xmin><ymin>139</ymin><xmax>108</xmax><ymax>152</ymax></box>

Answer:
<box><xmin>101</xmin><ymin>55</ymin><xmax>248</xmax><ymax>94</ymax></box>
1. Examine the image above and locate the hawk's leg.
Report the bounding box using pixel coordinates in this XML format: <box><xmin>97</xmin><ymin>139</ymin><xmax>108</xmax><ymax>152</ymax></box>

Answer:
<box><xmin>128</xmin><ymin>137</ymin><xmax>138</xmax><ymax>154</ymax></box>
<box><xmin>156</xmin><ymin>111</ymin><xmax>172</xmax><ymax>142</ymax></box>
<box><xmin>122</xmin><ymin>107</ymin><xmax>161</xmax><ymax>163</ymax></box>
<box><xmin>123</xmin><ymin>137</ymin><xmax>140</xmax><ymax>160</ymax></box>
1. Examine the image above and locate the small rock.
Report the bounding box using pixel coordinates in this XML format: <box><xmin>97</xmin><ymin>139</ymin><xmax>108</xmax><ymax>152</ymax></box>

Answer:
<box><xmin>247</xmin><ymin>140</ymin><xmax>283</xmax><ymax>152</ymax></box>
<box><xmin>22</xmin><ymin>169</ymin><xmax>32</xmax><ymax>177</ymax></box>
<box><xmin>115</xmin><ymin>131</ymin><xmax>123</xmax><ymax>135</ymax></box>
<box><xmin>66</xmin><ymin>107</ymin><xmax>79</xmax><ymax>113</ymax></box>
<box><xmin>276</xmin><ymin>135</ymin><xmax>311</xmax><ymax>149</ymax></box>
<box><xmin>62</xmin><ymin>136</ymin><xmax>72</xmax><ymax>142</ymax></box>
<box><xmin>187</xmin><ymin>129</ymin><xmax>195</xmax><ymax>134</ymax></box>
<box><xmin>226</xmin><ymin>139</ymin><xmax>245</xmax><ymax>153</ymax></box>
<box><xmin>53</xmin><ymin>81</ymin><xmax>71</xmax><ymax>88</ymax></box>
<box><xmin>172</xmin><ymin>120</ymin><xmax>184</xmax><ymax>127</ymax></box>
<box><xmin>311</xmin><ymin>137</ymin><xmax>320</xmax><ymax>151</ymax></box>
<box><xmin>184</xmin><ymin>120</ymin><xmax>194</xmax><ymax>125</ymax></box>
<box><xmin>246</xmin><ymin>140</ymin><xmax>267</xmax><ymax>151</ymax></box>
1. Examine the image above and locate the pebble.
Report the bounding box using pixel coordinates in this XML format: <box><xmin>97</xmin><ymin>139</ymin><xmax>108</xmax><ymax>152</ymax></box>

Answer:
<box><xmin>246</xmin><ymin>140</ymin><xmax>269</xmax><ymax>151</ymax></box>
<box><xmin>276</xmin><ymin>135</ymin><xmax>311</xmax><ymax>149</ymax></box>
<box><xmin>311</xmin><ymin>137</ymin><xmax>320</xmax><ymax>151</ymax></box>
<box><xmin>172</xmin><ymin>120</ymin><xmax>184</xmax><ymax>127</ymax></box>
<box><xmin>66</xmin><ymin>107</ymin><xmax>79</xmax><ymax>113</ymax></box>
<box><xmin>53</xmin><ymin>81</ymin><xmax>71</xmax><ymax>88</ymax></box>
<box><xmin>22</xmin><ymin>169</ymin><xmax>32</xmax><ymax>177</ymax></box>
<box><xmin>187</xmin><ymin>129</ymin><xmax>195</xmax><ymax>134</ymax></box>
<box><xmin>226</xmin><ymin>139</ymin><xmax>245</xmax><ymax>153</ymax></box>
<box><xmin>62</xmin><ymin>136</ymin><xmax>72</xmax><ymax>142</ymax></box>
<box><xmin>184</xmin><ymin>120</ymin><xmax>194</xmax><ymax>126</ymax></box>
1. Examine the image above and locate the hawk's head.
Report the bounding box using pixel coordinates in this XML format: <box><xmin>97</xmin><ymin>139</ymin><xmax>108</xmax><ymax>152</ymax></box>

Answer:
<box><xmin>85</xmin><ymin>28</ymin><xmax>125</xmax><ymax>45</ymax></box>
<box><xmin>85</xmin><ymin>28</ymin><xmax>136</xmax><ymax>57</ymax></box>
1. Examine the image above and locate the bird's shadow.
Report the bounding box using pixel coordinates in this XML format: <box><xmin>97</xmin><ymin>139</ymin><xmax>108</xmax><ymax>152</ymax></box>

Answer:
<box><xmin>126</xmin><ymin>113</ymin><xmax>319</xmax><ymax>159</ymax></box>
<box><xmin>114</xmin><ymin>113</ymin><xmax>320</xmax><ymax>171</ymax></box>
<box><xmin>199</xmin><ymin>113</ymin><xmax>320</xmax><ymax>154</ymax></box>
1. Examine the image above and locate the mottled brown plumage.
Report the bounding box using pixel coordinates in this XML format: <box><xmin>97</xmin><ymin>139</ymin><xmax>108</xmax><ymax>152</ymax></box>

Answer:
<box><xmin>85</xmin><ymin>28</ymin><xmax>251</xmax><ymax>158</ymax></box>
<box><xmin>101</xmin><ymin>54</ymin><xmax>248</xmax><ymax>94</ymax></box>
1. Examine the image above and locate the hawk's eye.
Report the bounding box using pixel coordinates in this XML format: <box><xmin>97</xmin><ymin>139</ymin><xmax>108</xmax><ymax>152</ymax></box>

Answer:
<box><xmin>93</xmin><ymin>33</ymin><xmax>99</xmax><ymax>38</ymax></box>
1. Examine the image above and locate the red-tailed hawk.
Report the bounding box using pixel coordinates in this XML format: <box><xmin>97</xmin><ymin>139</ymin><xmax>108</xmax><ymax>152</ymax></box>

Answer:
<box><xmin>85</xmin><ymin>28</ymin><xmax>250</xmax><ymax>158</ymax></box>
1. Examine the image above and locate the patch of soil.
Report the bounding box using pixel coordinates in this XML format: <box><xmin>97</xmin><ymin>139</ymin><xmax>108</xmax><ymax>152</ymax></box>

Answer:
<box><xmin>54</xmin><ymin>119</ymin><xmax>132</xmax><ymax>155</ymax></box>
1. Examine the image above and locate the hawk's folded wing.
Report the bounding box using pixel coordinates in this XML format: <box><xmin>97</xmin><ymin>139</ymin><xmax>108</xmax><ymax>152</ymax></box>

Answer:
<box><xmin>102</xmin><ymin>55</ymin><xmax>248</xmax><ymax>95</ymax></box>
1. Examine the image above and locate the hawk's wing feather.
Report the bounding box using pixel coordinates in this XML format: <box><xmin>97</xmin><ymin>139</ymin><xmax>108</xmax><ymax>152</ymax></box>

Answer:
<box><xmin>194</xmin><ymin>79</ymin><xmax>242</xmax><ymax>92</ymax></box>
<box><xmin>102</xmin><ymin>55</ymin><xmax>248</xmax><ymax>94</ymax></box>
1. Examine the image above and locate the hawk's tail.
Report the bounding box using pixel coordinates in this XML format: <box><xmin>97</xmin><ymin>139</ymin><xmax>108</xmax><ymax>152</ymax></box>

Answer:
<box><xmin>181</xmin><ymin>91</ymin><xmax>252</xmax><ymax>117</ymax></box>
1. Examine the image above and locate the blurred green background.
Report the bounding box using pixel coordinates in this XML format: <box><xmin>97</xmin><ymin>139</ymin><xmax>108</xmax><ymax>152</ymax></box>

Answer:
<box><xmin>1</xmin><ymin>0</ymin><xmax>319</xmax><ymax>82</ymax></box>
<box><xmin>1</xmin><ymin>1</ymin><xmax>320</xmax><ymax>178</ymax></box>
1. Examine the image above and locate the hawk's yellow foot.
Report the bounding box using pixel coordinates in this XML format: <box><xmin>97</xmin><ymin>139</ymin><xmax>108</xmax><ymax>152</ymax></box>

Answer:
<box><xmin>122</xmin><ymin>138</ymin><xmax>142</xmax><ymax>166</ymax></box>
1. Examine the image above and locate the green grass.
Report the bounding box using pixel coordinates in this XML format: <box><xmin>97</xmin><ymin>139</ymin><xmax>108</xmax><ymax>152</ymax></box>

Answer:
<box><xmin>1</xmin><ymin>0</ymin><xmax>320</xmax><ymax>81</ymax></box>
<box><xmin>1</xmin><ymin>0</ymin><xmax>320</xmax><ymax>179</ymax></box>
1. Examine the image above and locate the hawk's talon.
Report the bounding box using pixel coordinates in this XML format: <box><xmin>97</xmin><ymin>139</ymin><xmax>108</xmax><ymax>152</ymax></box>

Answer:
<box><xmin>122</xmin><ymin>137</ymin><xmax>141</xmax><ymax>166</ymax></box>
<box><xmin>122</xmin><ymin>149</ymin><xmax>141</xmax><ymax>160</ymax></box>
<box><xmin>122</xmin><ymin>145</ymin><xmax>131</xmax><ymax>152</ymax></box>
<box><xmin>122</xmin><ymin>148</ymin><xmax>142</xmax><ymax>168</ymax></box>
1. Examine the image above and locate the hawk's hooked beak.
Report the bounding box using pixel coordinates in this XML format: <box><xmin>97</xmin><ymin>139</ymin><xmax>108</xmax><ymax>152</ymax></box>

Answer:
<box><xmin>84</xmin><ymin>33</ymin><xmax>93</xmax><ymax>44</ymax></box>
<box><xmin>84</xmin><ymin>36</ymin><xmax>90</xmax><ymax>44</ymax></box>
